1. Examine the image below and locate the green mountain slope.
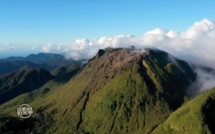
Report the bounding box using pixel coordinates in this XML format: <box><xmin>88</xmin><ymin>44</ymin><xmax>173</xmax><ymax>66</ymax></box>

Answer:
<box><xmin>50</xmin><ymin>63</ymin><xmax>81</xmax><ymax>77</ymax></box>
<box><xmin>151</xmin><ymin>87</ymin><xmax>215</xmax><ymax>134</ymax></box>
<box><xmin>0</xmin><ymin>69</ymin><xmax>53</xmax><ymax>104</ymax></box>
<box><xmin>0</xmin><ymin>48</ymin><xmax>199</xmax><ymax>133</ymax></box>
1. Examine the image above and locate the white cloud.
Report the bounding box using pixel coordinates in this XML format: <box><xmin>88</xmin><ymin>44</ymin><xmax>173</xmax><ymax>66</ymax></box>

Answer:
<box><xmin>188</xmin><ymin>68</ymin><xmax>215</xmax><ymax>96</ymax></box>
<box><xmin>0</xmin><ymin>43</ymin><xmax>18</xmax><ymax>51</ymax></box>
<box><xmin>183</xmin><ymin>18</ymin><xmax>215</xmax><ymax>39</ymax></box>
<box><xmin>42</xmin><ymin>43</ymin><xmax>52</xmax><ymax>52</ymax></box>
<box><xmin>41</xmin><ymin>19</ymin><xmax>215</xmax><ymax>70</ymax></box>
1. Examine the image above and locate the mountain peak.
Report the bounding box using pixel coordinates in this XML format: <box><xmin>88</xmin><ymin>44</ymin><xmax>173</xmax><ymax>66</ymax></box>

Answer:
<box><xmin>87</xmin><ymin>47</ymin><xmax>195</xmax><ymax>107</ymax></box>
<box><xmin>96</xmin><ymin>49</ymin><xmax>105</xmax><ymax>58</ymax></box>
<box><xmin>93</xmin><ymin>47</ymin><xmax>167</xmax><ymax>67</ymax></box>
<box><xmin>0</xmin><ymin>47</ymin><xmax>197</xmax><ymax>133</ymax></box>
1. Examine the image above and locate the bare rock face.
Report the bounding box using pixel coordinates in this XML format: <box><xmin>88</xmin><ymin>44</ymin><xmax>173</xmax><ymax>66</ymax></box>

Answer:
<box><xmin>96</xmin><ymin>49</ymin><xmax>106</xmax><ymax>58</ymax></box>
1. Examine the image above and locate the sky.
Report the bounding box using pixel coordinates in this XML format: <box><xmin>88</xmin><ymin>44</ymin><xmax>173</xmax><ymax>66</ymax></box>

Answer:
<box><xmin>0</xmin><ymin>0</ymin><xmax>215</xmax><ymax>58</ymax></box>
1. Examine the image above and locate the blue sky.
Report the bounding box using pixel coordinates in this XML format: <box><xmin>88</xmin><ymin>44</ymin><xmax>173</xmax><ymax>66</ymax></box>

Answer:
<box><xmin>0</xmin><ymin>0</ymin><xmax>215</xmax><ymax>57</ymax></box>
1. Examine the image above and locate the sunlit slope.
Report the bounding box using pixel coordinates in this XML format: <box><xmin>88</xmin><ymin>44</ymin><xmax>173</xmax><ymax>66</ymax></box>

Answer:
<box><xmin>0</xmin><ymin>48</ymin><xmax>196</xmax><ymax>133</ymax></box>
<box><xmin>151</xmin><ymin>88</ymin><xmax>215</xmax><ymax>134</ymax></box>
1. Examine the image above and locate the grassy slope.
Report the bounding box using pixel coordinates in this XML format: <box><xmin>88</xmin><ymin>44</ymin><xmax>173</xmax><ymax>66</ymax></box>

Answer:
<box><xmin>0</xmin><ymin>69</ymin><xmax>54</xmax><ymax>104</ymax></box>
<box><xmin>78</xmin><ymin>64</ymin><xmax>171</xmax><ymax>134</ymax></box>
<box><xmin>152</xmin><ymin>88</ymin><xmax>215</xmax><ymax>134</ymax></box>
<box><xmin>50</xmin><ymin>63</ymin><xmax>81</xmax><ymax>77</ymax></box>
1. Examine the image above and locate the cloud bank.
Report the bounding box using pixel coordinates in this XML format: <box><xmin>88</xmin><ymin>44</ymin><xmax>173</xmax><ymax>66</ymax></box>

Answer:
<box><xmin>42</xmin><ymin>19</ymin><xmax>215</xmax><ymax>69</ymax></box>
<box><xmin>188</xmin><ymin>68</ymin><xmax>215</xmax><ymax>97</ymax></box>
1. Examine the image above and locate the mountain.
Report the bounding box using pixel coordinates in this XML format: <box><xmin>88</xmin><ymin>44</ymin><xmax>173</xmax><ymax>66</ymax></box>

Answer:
<box><xmin>5</xmin><ymin>53</ymin><xmax>79</xmax><ymax>68</ymax></box>
<box><xmin>0</xmin><ymin>60</ymin><xmax>50</xmax><ymax>75</ymax></box>
<box><xmin>5</xmin><ymin>53</ymin><xmax>65</xmax><ymax>63</ymax></box>
<box><xmin>0</xmin><ymin>53</ymin><xmax>82</xmax><ymax>75</ymax></box>
<box><xmin>1</xmin><ymin>48</ymin><xmax>214</xmax><ymax>133</ymax></box>
<box><xmin>0</xmin><ymin>69</ymin><xmax>53</xmax><ymax>104</ymax></box>
<box><xmin>50</xmin><ymin>63</ymin><xmax>81</xmax><ymax>77</ymax></box>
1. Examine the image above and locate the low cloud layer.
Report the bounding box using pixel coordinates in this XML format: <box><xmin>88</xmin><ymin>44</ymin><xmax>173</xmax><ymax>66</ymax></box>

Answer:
<box><xmin>188</xmin><ymin>68</ymin><xmax>215</xmax><ymax>97</ymax></box>
<box><xmin>0</xmin><ymin>43</ymin><xmax>18</xmax><ymax>51</ymax></box>
<box><xmin>42</xmin><ymin>19</ymin><xmax>215</xmax><ymax>69</ymax></box>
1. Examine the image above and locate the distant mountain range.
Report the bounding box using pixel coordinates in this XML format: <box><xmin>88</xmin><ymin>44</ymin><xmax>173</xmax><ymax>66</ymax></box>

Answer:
<box><xmin>0</xmin><ymin>48</ymin><xmax>214</xmax><ymax>133</ymax></box>
<box><xmin>0</xmin><ymin>53</ymin><xmax>83</xmax><ymax>75</ymax></box>
<box><xmin>4</xmin><ymin>53</ymin><xmax>65</xmax><ymax>63</ymax></box>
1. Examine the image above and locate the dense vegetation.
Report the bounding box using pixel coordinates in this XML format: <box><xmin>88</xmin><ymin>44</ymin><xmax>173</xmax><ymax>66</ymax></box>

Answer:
<box><xmin>0</xmin><ymin>69</ymin><xmax>53</xmax><ymax>104</ymax></box>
